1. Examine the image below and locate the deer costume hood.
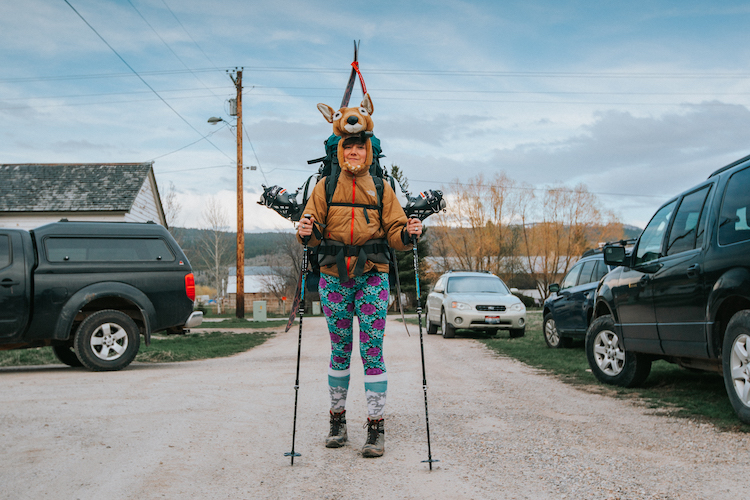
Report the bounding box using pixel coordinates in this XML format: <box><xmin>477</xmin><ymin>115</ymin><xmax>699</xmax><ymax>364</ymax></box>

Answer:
<box><xmin>317</xmin><ymin>93</ymin><xmax>374</xmax><ymax>174</ymax></box>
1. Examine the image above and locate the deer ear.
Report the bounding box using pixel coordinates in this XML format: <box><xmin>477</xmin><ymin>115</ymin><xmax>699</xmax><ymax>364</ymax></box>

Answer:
<box><xmin>361</xmin><ymin>94</ymin><xmax>374</xmax><ymax>115</ymax></box>
<box><xmin>317</xmin><ymin>103</ymin><xmax>335</xmax><ymax>123</ymax></box>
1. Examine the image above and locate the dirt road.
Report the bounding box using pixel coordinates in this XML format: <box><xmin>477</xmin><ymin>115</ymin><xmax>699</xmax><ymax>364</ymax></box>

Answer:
<box><xmin>1</xmin><ymin>316</ymin><xmax>747</xmax><ymax>499</ymax></box>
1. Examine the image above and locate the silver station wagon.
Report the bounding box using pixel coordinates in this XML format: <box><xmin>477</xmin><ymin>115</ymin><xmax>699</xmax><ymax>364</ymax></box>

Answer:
<box><xmin>425</xmin><ymin>271</ymin><xmax>526</xmax><ymax>338</ymax></box>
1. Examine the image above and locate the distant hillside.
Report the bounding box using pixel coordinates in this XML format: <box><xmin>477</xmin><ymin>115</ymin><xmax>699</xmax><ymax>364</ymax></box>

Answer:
<box><xmin>623</xmin><ymin>224</ymin><xmax>643</xmax><ymax>239</ymax></box>
<box><xmin>169</xmin><ymin>227</ymin><xmax>295</xmax><ymax>271</ymax></box>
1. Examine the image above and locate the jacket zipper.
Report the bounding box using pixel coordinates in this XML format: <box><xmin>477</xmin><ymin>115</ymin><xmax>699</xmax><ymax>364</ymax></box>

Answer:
<box><xmin>348</xmin><ymin>175</ymin><xmax>356</xmax><ymax>275</ymax></box>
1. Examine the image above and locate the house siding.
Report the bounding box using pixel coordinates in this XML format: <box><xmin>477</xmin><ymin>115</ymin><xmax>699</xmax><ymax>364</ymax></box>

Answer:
<box><xmin>124</xmin><ymin>176</ymin><xmax>164</xmax><ymax>225</ymax></box>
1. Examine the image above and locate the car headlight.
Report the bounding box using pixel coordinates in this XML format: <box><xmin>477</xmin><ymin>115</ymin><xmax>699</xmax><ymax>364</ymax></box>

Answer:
<box><xmin>451</xmin><ymin>301</ymin><xmax>472</xmax><ymax>311</ymax></box>
<box><xmin>510</xmin><ymin>303</ymin><xmax>525</xmax><ymax>312</ymax></box>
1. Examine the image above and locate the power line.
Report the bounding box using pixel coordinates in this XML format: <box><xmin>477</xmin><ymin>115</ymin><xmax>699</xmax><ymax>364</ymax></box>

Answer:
<box><xmin>160</xmin><ymin>0</ymin><xmax>221</xmax><ymax>70</ymax></box>
<box><xmin>62</xmin><ymin>0</ymin><xmax>233</xmax><ymax>162</ymax></box>
<box><xmin>125</xmin><ymin>0</ymin><xmax>225</xmax><ymax>104</ymax></box>
<box><xmin>408</xmin><ymin>177</ymin><xmax>668</xmax><ymax>200</ymax></box>
<box><xmin>4</xmin><ymin>66</ymin><xmax>750</xmax><ymax>84</ymax></box>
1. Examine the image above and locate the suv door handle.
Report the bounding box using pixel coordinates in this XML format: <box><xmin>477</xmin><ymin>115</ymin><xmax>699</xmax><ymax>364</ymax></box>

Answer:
<box><xmin>686</xmin><ymin>263</ymin><xmax>701</xmax><ymax>278</ymax></box>
<box><xmin>1</xmin><ymin>278</ymin><xmax>20</xmax><ymax>287</ymax></box>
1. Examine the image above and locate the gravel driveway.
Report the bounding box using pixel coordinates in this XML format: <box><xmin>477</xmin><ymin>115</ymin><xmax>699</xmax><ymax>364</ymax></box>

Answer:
<box><xmin>1</xmin><ymin>316</ymin><xmax>747</xmax><ymax>499</ymax></box>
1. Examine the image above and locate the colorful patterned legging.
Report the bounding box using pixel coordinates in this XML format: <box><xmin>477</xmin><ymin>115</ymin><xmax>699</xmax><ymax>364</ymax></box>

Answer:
<box><xmin>319</xmin><ymin>270</ymin><xmax>389</xmax><ymax>419</ymax></box>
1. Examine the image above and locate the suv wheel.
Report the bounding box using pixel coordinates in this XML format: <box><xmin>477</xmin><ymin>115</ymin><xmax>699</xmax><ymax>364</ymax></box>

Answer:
<box><xmin>52</xmin><ymin>344</ymin><xmax>83</xmax><ymax>367</ymax></box>
<box><xmin>74</xmin><ymin>310</ymin><xmax>141</xmax><ymax>372</ymax></box>
<box><xmin>426</xmin><ymin>305</ymin><xmax>438</xmax><ymax>334</ymax></box>
<box><xmin>543</xmin><ymin>313</ymin><xmax>570</xmax><ymax>348</ymax></box>
<box><xmin>441</xmin><ymin>309</ymin><xmax>456</xmax><ymax>339</ymax></box>
<box><xmin>722</xmin><ymin>310</ymin><xmax>750</xmax><ymax>424</ymax></box>
<box><xmin>585</xmin><ymin>315</ymin><xmax>651</xmax><ymax>387</ymax></box>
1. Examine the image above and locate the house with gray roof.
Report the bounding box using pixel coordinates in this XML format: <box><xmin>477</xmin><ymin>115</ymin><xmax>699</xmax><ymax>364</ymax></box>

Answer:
<box><xmin>0</xmin><ymin>163</ymin><xmax>166</xmax><ymax>230</ymax></box>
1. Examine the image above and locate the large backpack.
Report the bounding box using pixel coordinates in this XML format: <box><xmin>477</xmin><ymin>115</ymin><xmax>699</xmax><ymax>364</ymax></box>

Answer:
<box><xmin>302</xmin><ymin>134</ymin><xmax>403</xmax><ymax>292</ymax></box>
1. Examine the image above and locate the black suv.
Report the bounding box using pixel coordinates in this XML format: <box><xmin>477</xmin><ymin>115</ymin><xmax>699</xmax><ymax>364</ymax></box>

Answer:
<box><xmin>543</xmin><ymin>250</ymin><xmax>612</xmax><ymax>348</ymax></box>
<box><xmin>587</xmin><ymin>153</ymin><xmax>750</xmax><ymax>423</ymax></box>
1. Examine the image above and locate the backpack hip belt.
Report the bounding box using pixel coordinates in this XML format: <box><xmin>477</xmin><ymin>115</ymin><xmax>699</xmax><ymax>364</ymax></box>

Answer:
<box><xmin>317</xmin><ymin>238</ymin><xmax>390</xmax><ymax>279</ymax></box>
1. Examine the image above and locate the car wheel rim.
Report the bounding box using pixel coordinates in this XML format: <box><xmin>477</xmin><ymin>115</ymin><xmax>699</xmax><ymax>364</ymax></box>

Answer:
<box><xmin>592</xmin><ymin>328</ymin><xmax>625</xmax><ymax>376</ymax></box>
<box><xmin>441</xmin><ymin>312</ymin><xmax>446</xmax><ymax>333</ymax></box>
<box><xmin>730</xmin><ymin>333</ymin><xmax>750</xmax><ymax>407</ymax></box>
<box><xmin>545</xmin><ymin>319</ymin><xmax>559</xmax><ymax>346</ymax></box>
<box><xmin>90</xmin><ymin>322</ymin><xmax>129</xmax><ymax>361</ymax></box>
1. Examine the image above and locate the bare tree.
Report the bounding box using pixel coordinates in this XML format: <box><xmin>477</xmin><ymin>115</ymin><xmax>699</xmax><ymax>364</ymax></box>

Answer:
<box><xmin>261</xmin><ymin>232</ymin><xmax>302</xmax><ymax>313</ymax></box>
<box><xmin>519</xmin><ymin>183</ymin><xmax>623</xmax><ymax>300</ymax></box>
<box><xmin>430</xmin><ymin>173</ymin><xmax>527</xmax><ymax>282</ymax></box>
<box><xmin>198</xmin><ymin>197</ymin><xmax>232</xmax><ymax>310</ymax></box>
<box><xmin>162</xmin><ymin>181</ymin><xmax>182</xmax><ymax>228</ymax></box>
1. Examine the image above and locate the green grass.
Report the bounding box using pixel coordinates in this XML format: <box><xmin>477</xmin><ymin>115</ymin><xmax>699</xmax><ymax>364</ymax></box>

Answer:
<box><xmin>0</xmin><ymin>330</ymin><xmax>276</xmax><ymax>367</ymax></box>
<box><xmin>135</xmin><ymin>331</ymin><xmax>275</xmax><ymax>363</ymax></box>
<box><xmin>198</xmin><ymin>319</ymin><xmax>290</xmax><ymax>329</ymax></box>
<box><xmin>473</xmin><ymin>310</ymin><xmax>750</xmax><ymax>432</ymax></box>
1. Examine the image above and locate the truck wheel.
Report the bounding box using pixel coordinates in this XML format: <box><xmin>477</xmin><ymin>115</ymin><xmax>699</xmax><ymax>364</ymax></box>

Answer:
<box><xmin>52</xmin><ymin>345</ymin><xmax>83</xmax><ymax>367</ymax></box>
<box><xmin>543</xmin><ymin>313</ymin><xmax>570</xmax><ymax>348</ymax></box>
<box><xmin>441</xmin><ymin>309</ymin><xmax>456</xmax><ymax>339</ymax></box>
<box><xmin>585</xmin><ymin>315</ymin><xmax>651</xmax><ymax>387</ymax></box>
<box><xmin>722</xmin><ymin>310</ymin><xmax>750</xmax><ymax>424</ymax></box>
<box><xmin>74</xmin><ymin>310</ymin><xmax>140</xmax><ymax>372</ymax></box>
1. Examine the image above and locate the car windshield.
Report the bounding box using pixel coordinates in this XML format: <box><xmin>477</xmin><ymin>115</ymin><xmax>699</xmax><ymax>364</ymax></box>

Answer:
<box><xmin>446</xmin><ymin>276</ymin><xmax>509</xmax><ymax>294</ymax></box>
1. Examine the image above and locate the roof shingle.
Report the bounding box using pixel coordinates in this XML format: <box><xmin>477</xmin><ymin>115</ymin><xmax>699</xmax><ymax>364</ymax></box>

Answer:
<box><xmin>0</xmin><ymin>163</ymin><xmax>152</xmax><ymax>212</ymax></box>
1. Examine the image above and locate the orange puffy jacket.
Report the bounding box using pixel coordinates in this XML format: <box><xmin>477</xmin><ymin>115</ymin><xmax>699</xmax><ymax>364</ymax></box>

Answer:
<box><xmin>296</xmin><ymin>167</ymin><xmax>412</xmax><ymax>279</ymax></box>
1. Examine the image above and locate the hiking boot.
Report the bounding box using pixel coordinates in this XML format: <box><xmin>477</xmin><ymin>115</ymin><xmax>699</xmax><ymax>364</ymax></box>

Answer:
<box><xmin>362</xmin><ymin>418</ymin><xmax>385</xmax><ymax>458</ymax></box>
<box><xmin>325</xmin><ymin>410</ymin><xmax>348</xmax><ymax>448</ymax></box>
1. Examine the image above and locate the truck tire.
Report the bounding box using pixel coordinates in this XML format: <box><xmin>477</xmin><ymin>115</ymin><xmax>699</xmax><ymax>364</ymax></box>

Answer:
<box><xmin>585</xmin><ymin>315</ymin><xmax>651</xmax><ymax>387</ymax></box>
<box><xmin>441</xmin><ymin>309</ymin><xmax>456</xmax><ymax>339</ymax></box>
<box><xmin>74</xmin><ymin>310</ymin><xmax>140</xmax><ymax>372</ymax></box>
<box><xmin>52</xmin><ymin>344</ymin><xmax>83</xmax><ymax>367</ymax></box>
<box><xmin>722</xmin><ymin>310</ymin><xmax>750</xmax><ymax>424</ymax></box>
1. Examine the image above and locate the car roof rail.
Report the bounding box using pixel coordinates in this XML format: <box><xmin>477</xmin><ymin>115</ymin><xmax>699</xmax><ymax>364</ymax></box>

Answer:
<box><xmin>603</xmin><ymin>238</ymin><xmax>638</xmax><ymax>247</ymax></box>
<box><xmin>708</xmin><ymin>153</ymin><xmax>750</xmax><ymax>179</ymax></box>
<box><xmin>581</xmin><ymin>248</ymin><xmax>603</xmax><ymax>258</ymax></box>
<box><xmin>447</xmin><ymin>269</ymin><xmax>491</xmax><ymax>273</ymax></box>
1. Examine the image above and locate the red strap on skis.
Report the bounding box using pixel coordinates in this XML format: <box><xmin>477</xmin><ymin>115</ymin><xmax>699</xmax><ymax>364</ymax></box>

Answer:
<box><xmin>351</xmin><ymin>61</ymin><xmax>367</xmax><ymax>95</ymax></box>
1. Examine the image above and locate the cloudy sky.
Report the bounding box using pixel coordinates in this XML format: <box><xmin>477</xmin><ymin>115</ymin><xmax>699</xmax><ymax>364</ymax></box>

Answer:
<box><xmin>2</xmin><ymin>0</ymin><xmax>750</xmax><ymax>231</ymax></box>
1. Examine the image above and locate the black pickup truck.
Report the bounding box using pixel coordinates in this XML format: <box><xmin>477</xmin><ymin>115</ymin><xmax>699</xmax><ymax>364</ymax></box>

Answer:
<box><xmin>587</xmin><ymin>153</ymin><xmax>750</xmax><ymax>423</ymax></box>
<box><xmin>0</xmin><ymin>221</ymin><xmax>202</xmax><ymax>371</ymax></box>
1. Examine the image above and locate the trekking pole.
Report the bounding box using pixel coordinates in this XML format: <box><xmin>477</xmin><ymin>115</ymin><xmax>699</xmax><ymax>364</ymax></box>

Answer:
<box><xmin>285</xmin><ymin>219</ymin><xmax>311</xmax><ymax>466</ymax></box>
<box><xmin>412</xmin><ymin>233</ymin><xmax>439</xmax><ymax>470</ymax></box>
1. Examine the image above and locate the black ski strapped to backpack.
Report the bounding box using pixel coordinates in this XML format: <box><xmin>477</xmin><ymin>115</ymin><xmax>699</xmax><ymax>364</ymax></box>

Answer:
<box><xmin>303</xmin><ymin>133</ymin><xmax>402</xmax><ymax>292</ymax></box>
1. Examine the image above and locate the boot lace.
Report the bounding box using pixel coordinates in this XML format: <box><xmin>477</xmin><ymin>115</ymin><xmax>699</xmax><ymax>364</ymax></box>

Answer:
<box><xmin>364</xmin><ymin>419</ymin><xmax>382</xmax><ymax>445</ymax></box>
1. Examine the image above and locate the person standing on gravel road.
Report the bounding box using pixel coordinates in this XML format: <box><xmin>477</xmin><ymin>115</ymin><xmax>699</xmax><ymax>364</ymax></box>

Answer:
<box><xmin>298</xmin><ymin>95</ymin><xmax>422</xmax><ymax>458</ymax></box>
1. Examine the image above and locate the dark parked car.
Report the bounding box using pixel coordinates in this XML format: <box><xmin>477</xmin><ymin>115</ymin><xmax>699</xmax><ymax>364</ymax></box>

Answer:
<box><xmin>0</xmin><ymin>221</ymin><xmax>202</xmax><ymax>371</ymax></box>
<box><xmin>587</xmin><ymin>153</ymin><xmax>750</xmax><ymax>423</ymax></box>
<box><xmin>542</xmin><ymin>250</ymin><xmax>612</xmax><ymax>348</ymax></box>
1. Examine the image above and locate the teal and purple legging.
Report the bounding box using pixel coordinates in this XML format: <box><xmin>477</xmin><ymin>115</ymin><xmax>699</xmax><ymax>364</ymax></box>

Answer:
<box><xmin>319</xmin><ymin>270</ymin><xmax>389</xmax><ymax>419</ymax></box>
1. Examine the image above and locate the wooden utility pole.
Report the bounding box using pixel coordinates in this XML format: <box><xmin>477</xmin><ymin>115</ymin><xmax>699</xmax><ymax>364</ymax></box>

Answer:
<box><xmin>231</xmin><ymin>69</ymin><xmax>245</xmax><ymax>318</ymax></box>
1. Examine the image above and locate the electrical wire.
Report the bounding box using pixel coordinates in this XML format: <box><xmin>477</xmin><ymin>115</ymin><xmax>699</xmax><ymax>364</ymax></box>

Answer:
<box><xmin>62</xmin><ymin>0</ymin><xmax>233</xmax><ymax>163</ymax></box>
<box><xmin>408</xmin><ymin>177</ymin><xmax>668</xmax><ymax>200</ymax></box>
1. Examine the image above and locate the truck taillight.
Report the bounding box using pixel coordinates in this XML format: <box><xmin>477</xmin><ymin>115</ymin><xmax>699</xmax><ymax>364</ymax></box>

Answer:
<box><xmin>185</xmin><ymin>273</ymin><xmax>196</xmax><ymax>301</ymax></box>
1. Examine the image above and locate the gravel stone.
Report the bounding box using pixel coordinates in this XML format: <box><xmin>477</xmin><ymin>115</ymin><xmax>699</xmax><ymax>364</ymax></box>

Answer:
<box><xmin>0</xmin><ymin>316</ymin><xmax>747</xmax><ymax>499</ymax></box>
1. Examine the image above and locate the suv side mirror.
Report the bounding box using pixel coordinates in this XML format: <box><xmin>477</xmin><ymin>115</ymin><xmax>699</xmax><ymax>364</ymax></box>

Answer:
<box><xmin>603</xmin><ymin>245</ymin><xmax>626</xmax><ymax>266</ymax></box>
<box><xmin>549</xmin><ymin>283</ymin><xmax>560</xmax><ymax>293</ymax></box>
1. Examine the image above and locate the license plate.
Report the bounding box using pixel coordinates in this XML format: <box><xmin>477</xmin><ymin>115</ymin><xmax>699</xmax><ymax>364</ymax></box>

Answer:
<box><xmin>485</xmin><ymin>316</ymin><xmax>500</xmax><ymax>324</ymax></box>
